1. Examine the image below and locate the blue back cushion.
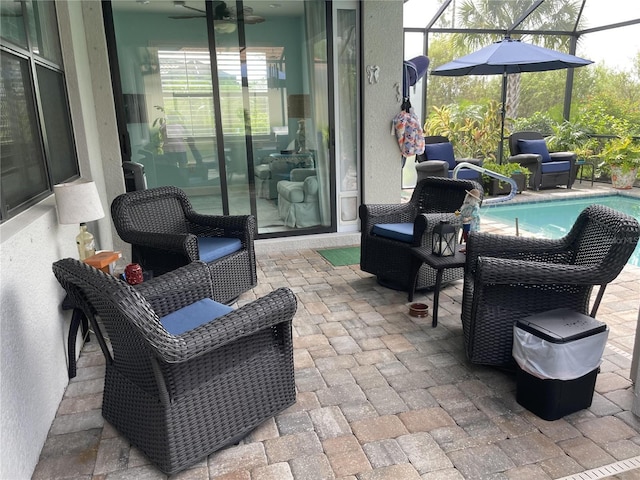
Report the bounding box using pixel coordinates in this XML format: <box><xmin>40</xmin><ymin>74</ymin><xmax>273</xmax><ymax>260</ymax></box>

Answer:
<box><xmin>518</xmin><ymin>139</ymin><xmax>551</xmax><ymax>163</ymax></box>
<box><xmin>160</xmin><ymin>298</ymin><xmax>233</xmax><ymax>335</ymax></box>
<box><xmin>197</xmin><ymin>237</ymin><xmax>242</xmax><ymax>263</ymax></box>
<box><xmin>424</xmin><ymin>142</ymin><xmax>456</xmax><ymax>169</ymax></box>
<box><xmin>372</xmin><ymin>223</ymin><xmax>414</xmax><ymax>243</ymax></box>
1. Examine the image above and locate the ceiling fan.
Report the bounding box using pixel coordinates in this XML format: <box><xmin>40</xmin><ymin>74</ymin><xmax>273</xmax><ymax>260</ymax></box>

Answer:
<box><xmin>170</xmin><ymin>1</ymin><xmax>265</xmax><ymax>31</ymax></box>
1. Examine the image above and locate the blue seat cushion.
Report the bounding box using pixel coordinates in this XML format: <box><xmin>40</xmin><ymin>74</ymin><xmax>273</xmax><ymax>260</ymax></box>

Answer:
<box><xmin>160</xmin><ymin>298</ymin><xmax>233</xmax><ymax>335</ymax></box>
<box><xmin>424</xmin><ymin>142</ymin><xmax>456</xmax><ymax>169</ymax></box>
<box><xmin>449</xmin><ymin>169</ymin><xmax>480</xmax><ymax>180</ymax></box>
<box><xmin>197</xmin><ymin>237</ymin><xmax>242</xmax><ymax>263</ymax></box>
<box><xmin>518</xmin><ymin>138</ymin><xmax>551</xmax><ymax>163</ymax></box>
<box><xmin>540</xmin><ymin>161</ymin><xmax>571</xmax><ymax>174</ymax></box>
<box><xmin>372</xmin><ymin>223</ymin><xmax>414</xmax><ymax>243</ymax></box>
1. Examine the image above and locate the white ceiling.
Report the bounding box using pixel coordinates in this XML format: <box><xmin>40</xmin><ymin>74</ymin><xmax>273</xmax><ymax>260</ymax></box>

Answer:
<box><xmin>113</xmin><ymin>0</ymin><xmax>303</xmax><ymax>19</ymax></box>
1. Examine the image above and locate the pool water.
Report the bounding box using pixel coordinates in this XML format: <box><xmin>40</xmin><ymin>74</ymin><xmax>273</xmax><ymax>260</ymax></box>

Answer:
<box><xmin>481</xmin><ymin>194</ymin><xmax>640</xmax><ymax>267</ymax></box>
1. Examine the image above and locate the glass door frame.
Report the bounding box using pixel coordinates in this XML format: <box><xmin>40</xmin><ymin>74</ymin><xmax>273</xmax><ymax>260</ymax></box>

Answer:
<box><xmin>103</xmin><ymin>0</ymin><xmax>337</xmax><ymax>239</ymax></box>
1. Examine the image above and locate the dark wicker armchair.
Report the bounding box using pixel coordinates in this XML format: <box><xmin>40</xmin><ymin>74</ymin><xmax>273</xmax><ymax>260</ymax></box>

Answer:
<box><xmin>111</xmin><ymin>185</ymin><xmax>256</xmax><ymax>304</ymax></box>
<box><xmin>461</xmin><ymin>204</ymin><xmax>639</xmax><ymax>368</ymax></box>
<box><xmin>415</xmin><ymin>135</ymin><xmax>484</xmax><ymax>181</ymax></box>
<box><xmin>52</xmin><ymin>258</ymin><xmax>297</xmax><ymax>475</ymax></box>
<box><xmin>360</xmin><ymin>177</ymin><xmax>482</xmax><ymax>292</ymax></box>
<box><xmin>507</xmin><ymin>131</ymin><xmax>577</xmax><ymax>190</ymax></box>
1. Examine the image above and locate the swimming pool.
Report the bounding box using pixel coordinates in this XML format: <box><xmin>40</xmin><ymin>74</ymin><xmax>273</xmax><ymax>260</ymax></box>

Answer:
<box><xmin>481</xmin><ymin>194</ymin><xmax>640</xmax><ymax>267</ymax></box>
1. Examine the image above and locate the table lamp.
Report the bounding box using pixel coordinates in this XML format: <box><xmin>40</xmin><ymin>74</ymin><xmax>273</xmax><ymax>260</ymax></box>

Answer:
<box><xmin>54</xmin><ymin>180</ymin><xmax>105</xmax><ymax>260</ymax></box>
<box><xmin>287</xmin><ymin>94</ymin><xmax>310</xmax><ymax>153</ymax></box>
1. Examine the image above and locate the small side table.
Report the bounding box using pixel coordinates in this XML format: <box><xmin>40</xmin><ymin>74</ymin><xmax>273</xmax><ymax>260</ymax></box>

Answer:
<box><xmin>62</xmin><ymin>295</ymin><xmax>90</xmax><ymax>379</ymax></box>
<box><xmin>575</xmin><ymin>159</ymin><xmax>595</xmax><ymax>187</ymax></box>
<box><xmin>409</xmin><ymin>247</ymin><xmax>466</xmax><ymax>327</ymax></box>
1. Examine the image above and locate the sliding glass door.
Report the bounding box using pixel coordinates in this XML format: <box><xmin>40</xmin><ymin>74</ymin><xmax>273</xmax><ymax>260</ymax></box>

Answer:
<box><xmin>107</xmin><ymin>0</ymin><xmax>334</xmax><ymax>236</ymax></box>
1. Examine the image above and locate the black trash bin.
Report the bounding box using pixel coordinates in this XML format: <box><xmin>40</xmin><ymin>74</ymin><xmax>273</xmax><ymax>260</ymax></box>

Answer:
<box><xmin>513</xmin><ymin>308</ymin><xmax>608</xmax><ymax>421</ymax></box>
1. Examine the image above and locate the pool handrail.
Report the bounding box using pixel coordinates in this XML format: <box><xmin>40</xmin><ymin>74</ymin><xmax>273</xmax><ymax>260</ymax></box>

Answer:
<box><xmin>452</xmin><ymin>162</ymin><xmax>518</xmax><ymax>205</ymax></box>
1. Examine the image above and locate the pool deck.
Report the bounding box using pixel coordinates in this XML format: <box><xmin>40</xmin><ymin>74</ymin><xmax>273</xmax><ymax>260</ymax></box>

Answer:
<box><xmin>33</xmin><ymin>182</ymin><xmax>640</xmax><ymax>480</ymax></box>
<box><xmin>485</xmin><ymin>181</ymin><xmax>640</xmax><ymax>206</ymax></box>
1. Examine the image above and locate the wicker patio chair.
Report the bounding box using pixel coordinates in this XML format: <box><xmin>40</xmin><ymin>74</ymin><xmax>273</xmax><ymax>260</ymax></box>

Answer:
<box><xmin>415</xmin><ymin>135</ymin><xmax>483</xmax><ymax>181</ymax></box>
<box><xmin>359</xmin><ymin>177</ymin><xmax>482</xmax><ymax>292</ymax></box>
<box><xmin>461</xmin><ymin>204</ymin><xmax>639</xmax><ymax>368</ymax></box>
<box><xmin>507</xmin><ymin>131</ymin><xmax>577</xmax><ymax>190</ymax></box>
<box><xmin>111</xmin><ymin>185</ymin><xmax>256</xmax><ymax>304</ymax></box>
<box><xmin>52</xmin><ymin>258</ymin><xmax>297</xmax><ymax>475</ymax></box>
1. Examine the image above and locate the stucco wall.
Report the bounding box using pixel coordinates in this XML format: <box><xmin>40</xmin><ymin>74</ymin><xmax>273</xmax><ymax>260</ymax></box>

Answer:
<box><xmin>78</xmin><ymin>1</ymin><xmax>128</xmax><ymax>257</ymax></box>
<box><xmin>0</xmin><ymin>201</ymin><xmax>77</xmax><ymax>479</ymax></box>
<box><xmin>361</xmin><ymin>0</ymin><xmax>404</xmax><ymax>205</ymax></box>
<box><xmin>0</xmin><ymin>1</ymin><xmax>121</xmax><ymax>478</ymax></box>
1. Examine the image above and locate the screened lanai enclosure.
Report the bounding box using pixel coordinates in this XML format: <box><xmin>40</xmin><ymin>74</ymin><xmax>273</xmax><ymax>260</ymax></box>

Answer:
<box><xmin>402</xmin><ymin>0</ymin><xmax>640</xmax><ymax>188</ymax></box>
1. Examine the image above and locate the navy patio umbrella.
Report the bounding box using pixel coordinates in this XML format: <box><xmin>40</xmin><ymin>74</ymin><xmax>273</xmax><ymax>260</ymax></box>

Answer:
<box><xmin>431</xmin><ymin>36</ymin><xmax>593</xmax><ymax>160</ymax></box>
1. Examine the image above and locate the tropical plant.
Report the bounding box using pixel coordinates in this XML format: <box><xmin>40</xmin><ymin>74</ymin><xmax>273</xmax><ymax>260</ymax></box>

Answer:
<box><xmin>510</xmin><ymin>112</ymin><xmax>556</xmax><ymax>135</ymax></box>
<box><xmin>424</xmin><ymin>101</ymin><xmax>502</xmax><ymax>161</ymax></box>
<box><xmin>600</xmin><ymin>136</ymin><xmax>640</xmax><ymax>173</ymax></box>
<box><xmin>481</xmin><ymin>160</ymin><xmax>530</xmax><ymax>177</ymax></box>
<box><xmin>149</xmin><ymin>105</ymin><xmax>167</xmax><ymax>155</ymax></box>
<box><xmin>546</xmin><ymin>120</ymin><xmax>599</xmax><ymax>159</ymax></box>
<box><xmin>480</xmin><ymin>160</ymin><xmax>531</xmax><ymax>192</ymax></box>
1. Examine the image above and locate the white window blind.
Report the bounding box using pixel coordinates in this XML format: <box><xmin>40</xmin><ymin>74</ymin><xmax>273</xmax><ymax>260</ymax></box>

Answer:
<box><xmin>158</xmin><ymin>48</ymin><xmax>270</xmax><ymax>137</ymax></box>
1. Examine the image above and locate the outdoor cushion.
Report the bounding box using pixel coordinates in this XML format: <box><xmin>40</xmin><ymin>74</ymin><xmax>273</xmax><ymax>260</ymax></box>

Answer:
<box><xmin>424</xmin><ymin>142</ymin><xmax>456</xmax><ymax>169</ymax></box>
<box><xmin>518</xmin><ymin>139</ymin><xmax>552</xmax><ymax>163</ymax></box>
<box><xmin>449</xmin><ymin>169</ymin><xmax>480</xmax><ymax>180</ymax></box>
<box><xmin>160</xmin><ymin>298</ymin><xmax>233</xmax><ymax>335</ymax></box>
<box><xmin>540</xmin><ymin>161</ymin><xmax>571</xmax><ymax>174</ymax></box>
<box><xmin>372</xmin><ymin>223</ymin><xmax>414</xmax><ymax>243</ymax></box>
<box><xmin>197</xmin><ymin>237</ymin><xmax>242</xmax><ymax>263</ymax></box>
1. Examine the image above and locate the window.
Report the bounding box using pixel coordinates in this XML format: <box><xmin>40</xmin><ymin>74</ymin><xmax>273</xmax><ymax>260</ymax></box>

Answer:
<box><xmin>0</xmin><ymin>1</ymin><xmax>78</xmax><ymax>221</ymax></box>
<box><xmin>157</xmin><ymin>47</ymin><xmax>272</xmax><ymax>138</ymax></box>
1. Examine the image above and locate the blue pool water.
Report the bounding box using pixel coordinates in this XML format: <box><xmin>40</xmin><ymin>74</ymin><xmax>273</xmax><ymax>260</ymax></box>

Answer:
<box><xmin>481</xmin><ymin>194</ymin><xmax>640</xmax><ymax>267</ymax></box>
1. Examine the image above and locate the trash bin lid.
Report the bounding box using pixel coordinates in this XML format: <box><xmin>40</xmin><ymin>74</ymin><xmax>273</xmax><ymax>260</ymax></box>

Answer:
<box><xmin>516</xmin><ymin>308</ymin><xmax>607</xmax><ymax>344</ymax></box>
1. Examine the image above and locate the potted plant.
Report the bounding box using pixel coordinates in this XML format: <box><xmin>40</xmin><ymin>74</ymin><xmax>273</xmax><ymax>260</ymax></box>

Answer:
<box><xmin>600</xmin><ymin>136</ymin><xmax>640</xmax><ymax>189</ymax></box>
<box><xmin>481</xmin><ymin>160</ymin><xmax>531</xmax><ymax>195</ymax></box>
<box><xmin>147</xmin><ymin>105</ymin><xmax>167</xmax><ymax>155</ymax></box>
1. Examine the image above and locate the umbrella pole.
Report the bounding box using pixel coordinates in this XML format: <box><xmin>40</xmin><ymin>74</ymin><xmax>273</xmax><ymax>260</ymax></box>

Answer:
<box><xmin>498</xmin><ymin>71</ymin><xmax>507</xmax><ymax>163</ymax></box>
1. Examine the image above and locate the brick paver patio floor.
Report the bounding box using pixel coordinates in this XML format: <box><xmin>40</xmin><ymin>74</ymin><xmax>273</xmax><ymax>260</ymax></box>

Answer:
<box><xmin>33</xmin><ymin>185</ymin><xmax>640</xmax><ymax>479</ymax></box>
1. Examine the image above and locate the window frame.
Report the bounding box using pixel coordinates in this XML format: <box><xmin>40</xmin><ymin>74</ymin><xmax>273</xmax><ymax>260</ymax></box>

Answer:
<box><xmin>0</xmin><ymin>0</ymin><xmax>79</xmax><ymax>222</ymax></box>
<box><xmin>156</xmin><ymin>46</ymin><xmax>273</xmax><ymax>139</ymax></box>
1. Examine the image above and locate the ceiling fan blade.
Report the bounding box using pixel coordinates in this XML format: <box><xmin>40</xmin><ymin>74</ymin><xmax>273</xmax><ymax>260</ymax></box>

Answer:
<box><xmin>169</xmin><ymin>2</ymin><xmax>264</xmax><ymax>25</ymax></box>
<box><xmin>169</xmin><ymin>14</ymin><xmax>206</xmax><ymax>19</ymax></box>
<box><xmin>237</xmin><ymin>7</ymin><xmax>265</xmax><ymax>24</ymax></box>
<box><xmin>244</xmin><ymin>15</ymin><xmax>265</xmax><ymax>24</ymax></box>
<box><xmin>180</xmin><ymin>3</ymin><xmax>206</xmax><ymax>14</ymax></box>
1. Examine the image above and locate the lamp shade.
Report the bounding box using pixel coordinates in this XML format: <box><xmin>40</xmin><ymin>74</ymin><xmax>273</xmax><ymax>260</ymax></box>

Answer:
<box><xmin>287</xmin><ymin>94</ymin><xmax>310</xmax><ymax>118</ymax></box>
<box><xmin>54</xmin><ymin>180</ymin><xmax>105</xmax><ymax>225</ymax></box>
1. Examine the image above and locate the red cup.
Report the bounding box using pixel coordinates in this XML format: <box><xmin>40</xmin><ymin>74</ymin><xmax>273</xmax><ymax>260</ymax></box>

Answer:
<box><xmin>124</xmin><ymin>263</ymin><xmax>143</xmax><ymax>285</ymax></box>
